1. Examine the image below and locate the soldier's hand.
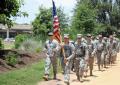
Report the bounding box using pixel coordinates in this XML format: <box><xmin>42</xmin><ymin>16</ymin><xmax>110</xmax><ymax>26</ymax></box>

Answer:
<box><xmin>91</xmin><ymin>53</ymin><xmax>94</xmax><ymax>57</ymax></box>
<box><xmin>64</xmin><ymin>58</ymin><xmax>68</xmax><ymax>64</ymax></box>
<box><xmin>53</xmin><ymin>48</ymin><xmax>56</xmax><ymax>52</ymax></box>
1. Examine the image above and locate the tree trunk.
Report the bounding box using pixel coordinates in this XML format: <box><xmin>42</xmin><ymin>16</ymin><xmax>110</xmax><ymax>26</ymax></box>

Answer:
<box><xmin>6</xmin><ymin>28</ymin><xmax>10</xmax><ymax>39</ymax></box>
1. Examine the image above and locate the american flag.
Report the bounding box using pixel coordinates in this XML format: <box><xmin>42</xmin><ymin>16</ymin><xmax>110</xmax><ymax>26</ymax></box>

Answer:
<box><xmin>52</xmin><ymin>0</ymin><xmax>61</xmax><ymax>43</ymax></box>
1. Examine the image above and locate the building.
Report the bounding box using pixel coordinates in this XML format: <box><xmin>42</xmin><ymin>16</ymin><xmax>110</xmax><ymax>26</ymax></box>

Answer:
<box><xmin>0</xmin><ymin>24</ymin><xmax>33</xmax><ymax>38</ymax></box>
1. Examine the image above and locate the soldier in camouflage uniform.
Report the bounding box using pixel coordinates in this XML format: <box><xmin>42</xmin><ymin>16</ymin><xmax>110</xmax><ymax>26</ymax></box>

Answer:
<box><xmin>61</xmin><ymin>34</ymin><xmax>75</xmax><ymax>85</ymax></box>
<box><xmin>113</xmin><ymin>35</ymin><xmax>120</xmax><ymax>62</ymax></box>
<box><xmin>43</xmin><ymin>32</ymin><xmax>60</xmax><ymax>81</ymax></box>
<box><xmin>102</xmin><ymin>37</ymin><xmax>109</xmax><ymax>68</ymax></box>
<box><xmin>86</xmin><ymin>34</ymin><xmax>96</xmax><ymax>76</ymax></box>
<box><xmin>74</xmin><ymin>34</ymin><xmax>89</xmax><ymax>81</ymax></box>
<box><xmin>95</xmin><ymin>35</ymin><xmax>105</xmax><ymax>71</ymax></box>
<box><xmin>107</xmin><ymin>35</ymin><xmax>117</xmax><ymax>64</ymax></box>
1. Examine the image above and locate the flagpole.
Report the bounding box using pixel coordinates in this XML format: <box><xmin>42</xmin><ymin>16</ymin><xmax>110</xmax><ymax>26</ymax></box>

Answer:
<box><xmin>52</xmin><ymin>0</ymin><xmax>67</xmax><ymax>64</ymax></box>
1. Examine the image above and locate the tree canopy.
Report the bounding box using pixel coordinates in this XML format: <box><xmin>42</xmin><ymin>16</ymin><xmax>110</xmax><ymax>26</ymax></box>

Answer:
<box><xmin>71</xmin><ymin>0</ymin><xmax>120</xmax><ymax>37</ymax></box>
<box><xmin>32</xmin><ymin>6</ymin><xmax>69</xmax><ymax>41</ymax></box>
<box><xmin>0</xmin><ymin>0</ymin><xmax>28</xmax><ymax>28</ymax></box>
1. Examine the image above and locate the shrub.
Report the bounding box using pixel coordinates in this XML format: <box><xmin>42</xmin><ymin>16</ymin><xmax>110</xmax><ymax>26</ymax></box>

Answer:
<box><xmin>5</xmin><ymin>52</ymin><xmax>19</xmax><ymax>66</ymax></box>
<box><xmin>19</xmin><ymin>39</ymin><xmax>43</xmax><ymax>53</ymax></box>
<box><xmin>15</xmin><ymin>34</ymin><xmax>28</xmax><ymax>49</ymax></box>
<box><xmin>0</xmin><ymin>38</ymin><xmax>4</xmax><ymax>49</ymax></box>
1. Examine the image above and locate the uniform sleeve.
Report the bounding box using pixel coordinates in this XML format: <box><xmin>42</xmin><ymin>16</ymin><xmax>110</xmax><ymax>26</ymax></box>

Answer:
<box><xmin>92</xmin><ymin>41</ymin><xmax>98</xmax><ymax>54</ymax></box>
<box><xmin>67</xmin><ymin>43</ymin><xmax>75</xmax><ymax>60</ymax></box>
<box><xmin>84</xmin><ymin>44</ymin><xmax>89</xmax><ymax>59</ymax></box>
<box><xmin>114</xmin><ymin>41</ymin><xmax>118</xmax><ymax>51</ymax></box>
<box><xmin>54</xmin><ymin>40</ymin><xmax>61</xmax><ymax>51</ymax></box>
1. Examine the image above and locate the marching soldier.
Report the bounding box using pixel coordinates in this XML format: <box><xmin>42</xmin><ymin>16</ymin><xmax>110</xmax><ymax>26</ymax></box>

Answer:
<box><xmin>61</xmin><ymin>34</ymin><xmax>75</xmax><ymax>85</ymax></box>
<box><xmin>74</xmin><ymin>34</ymin><xmax>89</xmax><ymax>81</ymax></box>
<box><xmin>113</xmin><ymin>35</ymin><xmax>120</xmax><ymax>62</ymax></box>
<box><xmin>95</xmin><ymin>34</ymin><xmax>105</xmax><ymax>71</ymax></box>
<box><xmin>102</xmin><ymin>37</ymin><xmax>109</xmax><ymax>68</ymax></box>
<box><xmin>86</xmin><ymin>34</ymin><xmax>96</xmax><ymax>76</ymax></box>
<box><xmin>108</xmin><ymin>35</ymin><xmax>117</xmax><ymax>64</ymax></box>
<box><xmin>43</xmin><ymin>32</ymin><xmax>60</xmax><ymax>81</ymax></box>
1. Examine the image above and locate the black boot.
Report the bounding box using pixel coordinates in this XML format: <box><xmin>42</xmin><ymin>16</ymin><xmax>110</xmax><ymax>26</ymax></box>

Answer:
<box><xmin>53</xmin><ymin>72</ymin><xmax>57</xmax><ymax>80</ymax></box>
<box><xmin>43</xmin><ymin>74</ymin><xmax>49</xmax><ymax>81</ymax></box>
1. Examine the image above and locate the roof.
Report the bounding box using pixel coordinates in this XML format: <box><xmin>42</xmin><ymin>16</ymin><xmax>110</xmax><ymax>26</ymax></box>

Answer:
<box><xmin>0</xmin><ymin>24</ymin><xmax>32</xmax><ymax>31</ymax></box>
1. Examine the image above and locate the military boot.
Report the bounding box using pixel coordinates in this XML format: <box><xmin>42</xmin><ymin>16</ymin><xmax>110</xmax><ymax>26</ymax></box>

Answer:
<box><xmin>43</xmin><ymin>74</ymin><xmax>49</xmax><ymax>81</ymax></box>
<box><xmin>53</xmin><ymin>72</ymin><xmax>56</xmax><ymax>80</ymax></box>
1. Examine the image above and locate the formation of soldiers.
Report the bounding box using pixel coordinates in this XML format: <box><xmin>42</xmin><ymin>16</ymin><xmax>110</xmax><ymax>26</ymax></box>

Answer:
<box><xmin>42</xmin><ymin>32</ymin><xmax>120</xmax><ymax>85</ymax></box>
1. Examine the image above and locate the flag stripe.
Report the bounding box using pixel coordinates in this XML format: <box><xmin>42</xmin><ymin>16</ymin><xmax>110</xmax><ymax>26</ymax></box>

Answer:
<box><xmin>52</xmin><ymin>0</ymin><xmax>61</xmax><ymax>43</ymax></box>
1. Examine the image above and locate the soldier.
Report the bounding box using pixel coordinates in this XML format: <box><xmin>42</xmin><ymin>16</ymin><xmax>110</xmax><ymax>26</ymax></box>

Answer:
<box><xmin>43</xmin><ymin>32</ymin><xmax>60</xmax><ymax>81</ymax></box>
<box><xmin>107</xmin><ymin>35</ymin><xmax>117</xmax><ymax>64</ymax></box>
<box><xmin>113</xmin><ymin>35</ymin><xmax>120</xmax><ymax>62</ymax></box>
<box><xmin>102</xmin><ymin>37</ymin><xmax>109</xmax><ymax>68</ymax></box>
<box><xmin>86</xmin><ymin>34</ymin><xmax>96</xmax><ymax>76</ymax></box>
<box><xmin>74</xmin><ymin>34</ymin><xmax>88</xmax><ymax>81</ymax></box>
<box><xmin>95</xmin><ymin>35</ymin><xmax>105</xmax><ymax>71</ymax></box>
<box><xmin>61</xmin><ymin>34</ymin><xmax>75</xmax><ymax>85</ymax></box>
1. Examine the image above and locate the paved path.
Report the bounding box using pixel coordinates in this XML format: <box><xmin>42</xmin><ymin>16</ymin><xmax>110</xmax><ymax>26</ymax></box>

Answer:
<box><xmin>38</xmin><ymin>53</ymin><xmax>120</xmax><ymax>85</ymax></box>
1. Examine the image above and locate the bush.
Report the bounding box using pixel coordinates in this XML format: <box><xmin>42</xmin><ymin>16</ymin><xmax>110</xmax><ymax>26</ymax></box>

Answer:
<box><xmin>5</xmin><ymin>52</ymin><xmax>19</xmax><ymax>66</ymax></box>
<box><xmin>0</xmin><ymin>38</ymin><xmax>4</xmax><ymax>49</ymax></box>
<box><xmin>15</xmin><ymin>34</ymin><xmax>29</xmax><ymax>49</ymax></box>
<box><xmin>19</xmin><ymin>39</ymin><xmax>43</xmax><ymax>53</ymax></box>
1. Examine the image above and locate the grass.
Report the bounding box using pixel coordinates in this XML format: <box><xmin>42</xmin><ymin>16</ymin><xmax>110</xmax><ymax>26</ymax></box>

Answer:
<box><xmin>0</xmin><ymin>58</ymin><xmax>62</xmax><ymax>85</ymax></box>
<box><xmin>0</xmin><ymin>60</ymin><xmax>45</xmax><ymax>85</ymax></box>
<box><xmin>3</xmin><ymin>41</ymin><xmax>14</xmax><ymax>49</ymax></box>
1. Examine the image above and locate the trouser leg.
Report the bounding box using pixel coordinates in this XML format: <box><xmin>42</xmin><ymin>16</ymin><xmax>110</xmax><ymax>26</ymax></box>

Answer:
<box><xmin>44</xmin><ymin>56</ymin><xmax>51</xmax><ymax>75</ymax></box>
<box><xmin>64</xmin><ymin>61</ymin><xmax>71</xmax><ymax>83</ymax></box>
<box><xmin>75</xmin><ymin>59</ymin><xmax>80</xmax><ymax>80</ymax></box>
<box><xmin>89</xmin><ymin>57</ymin><xmax>94</xmax><ymax>76</ymax></box>
<box><xmin>97</xmin><ymin>52</ymin><xmax>102</xmax><ymax>71</ymax></box>
<box><xmin>60</xmin><ymin>57</ymin><xmax>65</xmax><ymax>73</ymax></box>
<box><xmin>51</xmin><ymin>56</ymin><xmax>57</xmax><ymax>79</ymax></box>
<box><xmin>43</xmin><ymin>56</ymin><xmax>51</xmax><ymax>80</ymax></box>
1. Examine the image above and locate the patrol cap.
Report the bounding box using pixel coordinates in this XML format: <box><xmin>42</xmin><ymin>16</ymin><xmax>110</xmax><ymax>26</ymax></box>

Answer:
<box><xmin>98</xmin><ymin>34</ymin><xmax>102</xmax><ymax>38</ymax></box>
<box><xmin>109</xmin><ymin>35</ymin><xmax>113</xmax><ymax>39</ymax></box>
<box><xmin>77</xmin><ymin>34</ymin><xmax>82</xmax><ymax>38</ymax></box>
<box><xmin>87</xmin><ymin>34</ymin><xmax>91</xmax><ymax>37</ymax></box>
<box><xmin>64</xmin><ymin>34</ymin><xmax>69</xmax><ymax>38</ymax></box>
<box><xmin>48</xmin><ymin>32</ymin><xmax>53</xmax><ymax>36</ymax></box>
<box><xmin>103</xmin><ymin>37</ymin><xmax>107</xmax><ymax>39</ymax></box>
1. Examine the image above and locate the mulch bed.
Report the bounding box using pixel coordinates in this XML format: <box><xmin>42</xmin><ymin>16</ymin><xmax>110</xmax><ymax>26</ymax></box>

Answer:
<box><xmin>0</xmin><ymin>49</ymin><xmax>45</xmax><ymax>73</ymax></box>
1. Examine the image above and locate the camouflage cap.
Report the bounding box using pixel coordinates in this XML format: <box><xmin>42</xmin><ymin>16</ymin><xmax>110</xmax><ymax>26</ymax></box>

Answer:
<box><xmin>109</xmin><ymin>35</ymin><xmax>113</xmax><ymax>39</ymax></box>
<box><xmin>98</xmin><ymin>34</ymin><xmax>102</xmax><ymax>38</ymax></box>
<box><xmin>77</xmin><ymin>34</ymin><xmax>82</xmax><ymax>38</ymax></box>
<box><xmin>87</xmin><ymin>34</ymin><xmax>91</xmax><ymax>37</ymax></box>
<box><xmin>48</xmin><ymin>32</ymin><xmax>53</xmax><ymax>36</ymax></box>
<box><xmin>64</xmin><ymin>34</ymin><xmax>69</xmax><ymax>38</ymax></box>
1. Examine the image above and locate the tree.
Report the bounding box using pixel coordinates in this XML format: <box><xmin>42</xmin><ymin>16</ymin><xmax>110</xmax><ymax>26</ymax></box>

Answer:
<box><xmin>71</xmin><ymin>0</ymin><xmax>96</xmax><ymax>34</ymax></box>
<box><xmin>32</xmin><ymin>6</ymin><xmax>69</xmax><ymax>41</ymax></box>
<box><xmin>0</xmin><ymin>0</ymin><xmax>28</xmax><ymax>38</ymax></box>
<box><xmin>71</xmin><ymin>0</ymin><xmax>120</xmax><ymax>36</ymax></box>
<box><xmin>91</xmin><ymin>0</ymin><xmax>120</xmax><ymax>35</ymax></box>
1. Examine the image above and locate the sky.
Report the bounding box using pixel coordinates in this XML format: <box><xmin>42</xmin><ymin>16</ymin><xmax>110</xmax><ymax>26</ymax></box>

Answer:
<box><xmin>15</xmin><ymin>0</ymin><xmax>77</xmax><ymax>24</ymax></box>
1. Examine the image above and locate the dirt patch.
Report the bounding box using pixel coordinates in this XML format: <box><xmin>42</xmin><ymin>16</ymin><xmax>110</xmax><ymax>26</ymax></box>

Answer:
<box><xmin>0</xmin><ymin>50</ymin><xmax>45</xmax><ymax>73</ymax></box>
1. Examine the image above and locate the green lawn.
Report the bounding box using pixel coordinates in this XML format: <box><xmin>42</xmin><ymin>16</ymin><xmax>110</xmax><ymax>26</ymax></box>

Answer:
<box><xmin>0</xmin><ymin>59</ymin><xmax>61</xmax><ymax>85</ymax></box>
<box><xmin>0</xmin><ymin>60</ymin><xmax>45</xmax><ymax>85</ymax></box>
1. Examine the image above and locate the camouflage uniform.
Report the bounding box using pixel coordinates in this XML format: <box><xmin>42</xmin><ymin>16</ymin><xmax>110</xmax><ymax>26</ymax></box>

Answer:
<box><xmin>74</xmin><ymin>35</ymin><xmax>89</xmax><ymax>81</ymax></box>
<box><xmin>43</xmin><ymin>39</ymin><xmax>60</xmax><ymax>80</ymax></box>
<box><xmin>114</xmin><ymin>37</ymin><xmax>120</xmax><ymax>61</ymax></box>
<box><xmin>61</xmin><ymin>34</ymin><xmax>75</xmax><ymax>85</ymax></box>
<box><xmin>86</xmin><ymin>34</ymin><xmax>96</xmax><ymax>76</ymax></box>
<box><xmin>62</xmin><ymin>42</ymin><xmax>75</xmax><ymax>84</ymax></box>
<box><xmin>102</xmin><ymin>37</ymin><xmax>109</xmax><ymax>67</ymax></box>
<box><xmin>95</xmin><ymin>35</ymin><xmax>105</xmax><ymax>71</ymax></box>
<box><xmin>107</xmin><ymin>36</ymin><xmax>117</xmax><ymax>64</ymax></box>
